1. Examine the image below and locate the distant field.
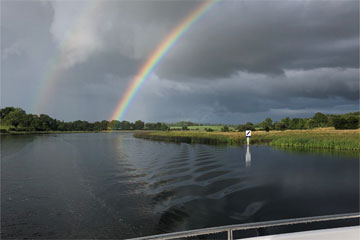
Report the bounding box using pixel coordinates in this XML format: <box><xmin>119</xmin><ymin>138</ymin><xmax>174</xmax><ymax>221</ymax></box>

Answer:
<box><xmin>134</xmin><ymin>128</ymin><xmax>360</xmax><ymax>151</ymax></box>
<box><xmin>170</xmin><ymin>125</ymin><xmax>235</xmax><ymax>131</ymax></box>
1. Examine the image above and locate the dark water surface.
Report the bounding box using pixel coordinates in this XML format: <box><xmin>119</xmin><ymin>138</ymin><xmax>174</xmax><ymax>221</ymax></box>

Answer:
<box><xmin>1</xmin><ymin>133</ymin><xmax>359</xmax><ymax>239</ymax></box>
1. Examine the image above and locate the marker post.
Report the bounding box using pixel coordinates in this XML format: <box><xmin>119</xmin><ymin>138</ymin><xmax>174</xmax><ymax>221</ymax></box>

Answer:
<box><xmin>245</xmin><ymin>130</ymin><xmax>251</xmax><ymax>145</ymax></box>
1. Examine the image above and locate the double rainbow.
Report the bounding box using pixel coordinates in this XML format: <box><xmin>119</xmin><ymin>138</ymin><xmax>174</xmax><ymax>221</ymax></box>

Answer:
<box><xmin>109</xmin><ymin>0</ymin><xmax>218</xmax><ymax>121</ymax></box>
<box><xmin>34</xmin><ymin>0</ymin><xmax>101</xmax><ymax>114</ymax></box>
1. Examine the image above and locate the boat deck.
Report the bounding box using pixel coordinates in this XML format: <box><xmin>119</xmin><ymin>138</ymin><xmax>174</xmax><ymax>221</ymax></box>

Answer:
<box><xmin>128</xmin><ymin>213</ymin><xmax>359</xmax><ymax>240</ymax></box>
<box><xmin>241</xmin><ymin>226</ymin><xmax>359</xmax><ymax>240</ymax></box>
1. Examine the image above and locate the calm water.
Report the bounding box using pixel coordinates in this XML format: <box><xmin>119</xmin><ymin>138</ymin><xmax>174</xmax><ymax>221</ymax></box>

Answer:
<box><xmin>1</xmin><ymin>133</ymin><xmax>359</xmax><ymax>239</ymax></box>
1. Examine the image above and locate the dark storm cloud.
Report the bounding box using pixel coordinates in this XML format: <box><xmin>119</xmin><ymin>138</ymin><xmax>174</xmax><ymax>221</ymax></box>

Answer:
<box><xmin>62</xmin><ymin>50</ymin><xmax>140</xmax><ymax>83</ymax></box>
<box><xmin>1</xmin><ymin>0</ymin><xmax>359</xmax><ymax>122</ymax></box>
<box><xmin>136</xmin><ymin>68</ymin><xmax>358</xmax><ymax>123</ymax></box>
<box><xmin>157</xmin><ymin>0</ymin><xmax>359</xmax><ymax>79</ymax></box>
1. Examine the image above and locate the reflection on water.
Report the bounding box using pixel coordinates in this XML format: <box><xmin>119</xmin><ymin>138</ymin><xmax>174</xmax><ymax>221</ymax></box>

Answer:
<box><xmin>245</xmin><ymin>146</ymin><xmax>251</xmax><ymax>167</ymax></box>
<box><xmin>1</xmin><ymin>133</ymin><xmax>359</xmax><ymax>239</ymax></box>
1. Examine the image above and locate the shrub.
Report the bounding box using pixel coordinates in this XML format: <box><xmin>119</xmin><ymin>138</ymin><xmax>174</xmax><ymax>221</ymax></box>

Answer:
<box><xmin>346</xmin><ymin>116</ymin><xmax>359</xmax><ymax>129</ymax></box>
<box><xmin>333</xmin><ymin>116</ymin><xmax>359</xmax><ymax>129</ymax></box>
<box><xmin>221</xmin><ymin>126</ymin><xmax>229</xmax><ymax>132</ymax></box>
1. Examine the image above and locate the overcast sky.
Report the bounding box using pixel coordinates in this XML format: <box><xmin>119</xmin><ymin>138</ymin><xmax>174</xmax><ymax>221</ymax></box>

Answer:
<box><xmin>1</xmin><ymin>0</ymin><xmax>359</xmax><ymax>123</ymax></box>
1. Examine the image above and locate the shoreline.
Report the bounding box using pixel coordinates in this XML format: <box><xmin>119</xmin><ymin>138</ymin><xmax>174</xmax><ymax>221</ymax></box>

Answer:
<box><xmin>133</xmin><ymin>129</ymin><xmax>360</xmax><ymax>151</ymax></box>
<box><xmin>2</xmin><ymin>128</ymin><xmax>359</xmax><ymax>152</ymax></box>
<box><xmin>0</xmin><ymin>130</ymin><xmax>145</xmax><ymax>135</ymax></box>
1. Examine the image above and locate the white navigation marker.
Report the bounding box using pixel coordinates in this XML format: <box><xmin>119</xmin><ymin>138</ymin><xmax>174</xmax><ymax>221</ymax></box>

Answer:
<box><xmin>245</xmin><ymin>130</ymin><xmax>251</xmax><ymax>145</ymax></box>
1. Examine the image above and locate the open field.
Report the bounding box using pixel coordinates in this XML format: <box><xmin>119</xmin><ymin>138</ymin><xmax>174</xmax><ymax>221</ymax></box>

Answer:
<box><xmin>134</xmin><ymin>128</ymin><xmax>360</xmax><ymax>151</ymax></box>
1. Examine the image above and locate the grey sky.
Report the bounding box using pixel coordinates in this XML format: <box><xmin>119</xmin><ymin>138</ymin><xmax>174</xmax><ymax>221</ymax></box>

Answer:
<box><xmin>1</xmin><ymin>0</ymin><xmax>359</xmax><ymax>123</ymax></box>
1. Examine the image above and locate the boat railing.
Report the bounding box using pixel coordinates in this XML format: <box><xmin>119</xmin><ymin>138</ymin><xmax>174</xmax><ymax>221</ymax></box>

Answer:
<box><xmin>127</xmin><ymin>212</ymin><xmax>360</xmax><ymax>240</ymax></box>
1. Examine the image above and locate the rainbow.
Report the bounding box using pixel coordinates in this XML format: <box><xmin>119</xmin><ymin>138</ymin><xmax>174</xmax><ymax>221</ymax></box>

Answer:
<box><xmin>110</xmin><ymin>0</ymin><xmax>219</xmax><ymax>121</ymax></box>
<box><xmin>33</xmin><ymin>0</ymin><xmax>101</xmax><ymax>114</ymax></box>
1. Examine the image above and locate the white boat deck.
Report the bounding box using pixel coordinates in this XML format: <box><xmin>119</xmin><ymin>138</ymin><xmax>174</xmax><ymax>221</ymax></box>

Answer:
<box><xmin>241</xmin><ymin>226</ymin><xmax>360</xmax><ymax>240</ymax></box>
<box><xmin>128</xmin><ymin>213</ymin><xmax>360</xmax><ymax>240</ymax></box>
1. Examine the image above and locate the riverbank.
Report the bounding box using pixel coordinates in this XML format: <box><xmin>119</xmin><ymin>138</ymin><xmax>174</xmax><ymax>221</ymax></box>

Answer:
<box><xmin>0</xmin><ymin>130</ymin><xmax>141</xmax><ymax>135</ymax></box>
<box><xmin>134</xmin><ymin>128</ymin><xmax>360</xmax><ymax>151</ymax></box>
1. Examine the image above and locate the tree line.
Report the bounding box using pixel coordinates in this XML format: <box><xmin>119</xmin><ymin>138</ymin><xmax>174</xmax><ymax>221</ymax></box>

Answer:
<box><xmin>0</xmin><ymin>107</ymin><xmax>169</xmax><ymax>132</ymax></box>
<box><xmin>236</xmin><ymin>112</ymin><xmax>359</xmax><ymax>131</ymax></box>
<box><xmin>0</xmin><ymin>107</ymin><xmax>358</xmax><ymax>132</ymax></box>
<box><xmin>170</xmin><ymin>112</ymin><xmax>359</xmax><ymax>131</ymax></box>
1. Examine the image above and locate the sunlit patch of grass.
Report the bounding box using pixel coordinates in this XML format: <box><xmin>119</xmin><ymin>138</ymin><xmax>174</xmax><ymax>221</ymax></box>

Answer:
<box><xmin>0</xmin><ymin>124</ymin><xmax>13</xmax><ymax>131</ymax></box>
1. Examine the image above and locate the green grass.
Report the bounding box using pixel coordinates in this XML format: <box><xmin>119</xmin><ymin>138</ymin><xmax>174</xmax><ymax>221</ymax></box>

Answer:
<box><xmin>134</xmin><ymin>128</ymin><xmax>360</xmax><ymax>151</ymax></box>
<box><xmin>0</xmin><ymin>124</ymin><xmax>13</xmax><ymax>130</ymax></box>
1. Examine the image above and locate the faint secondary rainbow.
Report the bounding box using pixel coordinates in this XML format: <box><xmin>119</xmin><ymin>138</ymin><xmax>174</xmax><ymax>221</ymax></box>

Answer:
<box><xmin>110</xmin><ymin>0</ymin><xmax>219</xmax><ymax>121</ymax></box>
<box><xmin>33</xmin><ymin>0</ymin><xmax>101</xmax><ymax>114</ymax></box>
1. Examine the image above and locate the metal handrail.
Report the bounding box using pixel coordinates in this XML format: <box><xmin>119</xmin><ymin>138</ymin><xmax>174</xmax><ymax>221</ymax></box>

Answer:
<box><xmin>127</xmin><ymin>212</ymin><xmax>360</xmax><ymax>240</ymax></box>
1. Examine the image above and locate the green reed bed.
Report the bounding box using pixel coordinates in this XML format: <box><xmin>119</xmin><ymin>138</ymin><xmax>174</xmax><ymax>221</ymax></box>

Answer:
<box><xmin>134</xmin><ymin>131</ymin><xmax>236</xmax><ymax>145</ymax></box>
<box><xmin>134</xmin><ymin>129</ymin><xmax>360</xmax><ymax>151</ymax></box>
<box><xmin>268</xmin><ymin>137</ymin><xmax>359</xmax><ymax>151</ymax></box>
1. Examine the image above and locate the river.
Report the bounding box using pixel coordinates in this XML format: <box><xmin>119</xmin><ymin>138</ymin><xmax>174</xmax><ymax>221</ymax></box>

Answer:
<box><xmin>1</xmin><ymin>133</ymin><xmax>359</xmax><ymax>239</ymax></box>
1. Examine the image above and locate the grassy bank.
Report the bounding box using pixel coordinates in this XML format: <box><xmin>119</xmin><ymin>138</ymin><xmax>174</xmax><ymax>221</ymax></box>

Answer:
<box><xmin>0</xmin><ymin>124</ymin><xmax>13</xmax><ymax>130</ymax></box>
<box><xmin>134</xmin><ymin>128</ymin><xmax>360</xmax><ymax>151</ymax></box>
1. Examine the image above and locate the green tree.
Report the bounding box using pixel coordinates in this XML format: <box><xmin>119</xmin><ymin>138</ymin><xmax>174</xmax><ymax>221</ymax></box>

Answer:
<box><xmin>144</xmin><ymin>123</ymin><xmax>155</xmax><ymax>130</ymax></box>
<box><xmin>313</xmin><ymin>112</ymin><xmax>328</xmax><ymax>127</ymax></box>
<box><xmin>161</xmin><ymin>123</ymin><xmax>169</xmax><ymax>131</ymax></box>
<box><xmin>20</xmin><ymin>114</ymin><xmax>36</xmax><ymax>130</ymax></box>
<box><xmin>93</xmin><ymin>121</ymin><xmax>102</xmax><ymax>131</ymax></box>
<box><xmin>297</xmin><ymin>119</ymin><xmax>306</xmax><ymax>129</ymax></box>
<box><xmin>57</xmin><ymin>120</ymin><xmax>66</xmax><ymax>131</ymax></box>
<box><xmin>346</xmin><ymin>116</ymin><xmax>359</xmax><ymax>129</ymax></box>
<box><xmin>262</xmin><ymin>118</ymin><xmax>273</xmax><ymax>130</ymax></box>
<box><xmin>4</xmin><ymin>108</ymin><xmax>27</xmax><ymax>128</ymax></box>
<box><xmin>308</xmin><ymin>119</ymin><xmax>316</xmax><ymax>129</ymax></box>
<box><xmin>0</xmin><ymin>107</ymin><xmax>15</xmax><ymax>120</ymax></box>
<box><xmin>98</xmin><ymin>120</ymin><xmax>109</xmax><ymax>130</ymax></box>
<box><xmin>333</xmin><ymin>117</ymin><xmax>347</xmax><ymax>129</ymax></box>
<box><xmin>280</xmin><ymin>117</ymin><xmax>291</xmax><ymax>129</ymax></box>
<box><xmin>109</xmin><ymin>120</ymin><xmax>121</xmax><ymax>130</ymax></box>
<box><xmin>333</xmin><ymin>116</ymin><xmax>359</xmax><ymax>129</ymax></box>
<box><xmin>134</xmin><ymin>120</ymin><xmax>144</xmax><ymax>130</ymax></box>
<box><xmin>221</xmin><ymin>125</ymin><xmax>229</xmax><ymax>132</ymax></box>
<box><xmin>155</xmin><ymin>122</ymin><xmax>162</xmax><ymax>130</ymax></box>
<box><xmin>244</xmin><ymin>122</ymin><xmax>255</xmax><ymax>131</ymax></box>
<box><xmin>38</xmin><ymin>114</ymin><xmax>58</xmax><ymax>131</ymax></box>
<box><xmin>121</xmin><ymin>120</ymin><xmax>131</xmax><ymax>130</ymax></box>
<box><xmin>236</xmin><ymin>124</ymin><xmax>246</xmax><ymax>132</ymax></box>
<box><xmin>274</xmin><ymin>121</ymin><xmax>285</xmax><ymax>130</ymax></box>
